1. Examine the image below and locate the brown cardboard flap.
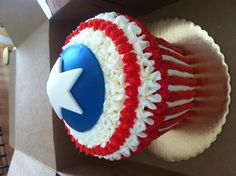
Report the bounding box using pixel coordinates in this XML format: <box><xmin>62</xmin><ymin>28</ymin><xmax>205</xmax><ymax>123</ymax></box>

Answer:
<box><xmin>12</xmin><ymin>21</ymin><xmax>56</xmax><ymax>169</ymax></box>
<box><xmin>0</xmin><ymin>0</ymin><xmax>47</xmax><ymax>47</ymax></box>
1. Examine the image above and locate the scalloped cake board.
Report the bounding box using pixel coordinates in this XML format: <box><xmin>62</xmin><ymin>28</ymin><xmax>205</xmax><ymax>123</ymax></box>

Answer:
<box><xmin>146</xmin><ymin>18</ymin><xmax>231</xmax><ymax>162</ymax></box>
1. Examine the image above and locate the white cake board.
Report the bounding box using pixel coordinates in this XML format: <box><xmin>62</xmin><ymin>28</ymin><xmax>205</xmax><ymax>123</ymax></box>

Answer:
<box><xmin>146</xmin><ymin>18</ymin><xmax>231</xmax><ymax>162</ymax></box>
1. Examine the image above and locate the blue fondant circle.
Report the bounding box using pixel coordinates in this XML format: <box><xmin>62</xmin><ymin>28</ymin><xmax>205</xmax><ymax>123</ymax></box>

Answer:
<box><xmin>60</xmin><ymin>44</ymin><xmax>105</xmax><ymax>132</ymax></box>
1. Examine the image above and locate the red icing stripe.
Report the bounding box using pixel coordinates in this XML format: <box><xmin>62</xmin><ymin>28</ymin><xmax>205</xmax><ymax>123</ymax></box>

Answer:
<box><xmin>168</xmin><ymin>76</ymin><xmax>196</xmax><ymax>86</ymax></box>
<box><xmin>167</xmin><ymin>90</ymin><xmax>196</xmax><ymax>102</ymax></box>
<box><xmin>64</xmin><ymin>18</ymin><xmax>141</xmax><ymax>156</ymax></box>
<box><xmin>163</xmin><ymin>102</ymin><xmax>194</xmax><ymax>116</ymax></box>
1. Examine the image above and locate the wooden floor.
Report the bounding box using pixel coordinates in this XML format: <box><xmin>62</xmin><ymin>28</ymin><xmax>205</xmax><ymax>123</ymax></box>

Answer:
<box><xmin>0</xmin><ymin>48</ymin><xmax>13</xmax><ymax>175</ymax></box>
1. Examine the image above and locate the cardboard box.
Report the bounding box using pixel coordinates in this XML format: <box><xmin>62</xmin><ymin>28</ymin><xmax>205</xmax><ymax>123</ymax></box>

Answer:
<box><xmin>1</xmin><ymin>0</ymin><xmax>235</xmax><ymax>175</ymax></box>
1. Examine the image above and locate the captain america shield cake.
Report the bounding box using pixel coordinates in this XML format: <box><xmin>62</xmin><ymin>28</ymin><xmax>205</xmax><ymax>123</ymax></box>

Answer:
<box><xmin>47</xmin><ymin>12</ymin><xmax>229</xmax><ymax>160</ymax></box>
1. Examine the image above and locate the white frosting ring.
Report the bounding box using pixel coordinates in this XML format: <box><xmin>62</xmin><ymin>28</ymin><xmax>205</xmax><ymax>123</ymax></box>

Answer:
<box><xmin>93</xmin><ymin>12</ymin><xmax>162</xmax><ymax>160</ymax></box>
<box><xmin>63</xmin><ymin>28</ymin><xmax>125</xmax><ymax>148</ymax></box>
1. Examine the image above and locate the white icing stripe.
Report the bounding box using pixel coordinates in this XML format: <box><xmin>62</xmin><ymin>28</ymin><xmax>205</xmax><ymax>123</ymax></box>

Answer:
<box><xmin>167</xmin><ymin>98</ymin><xmax>194</xmax><ymax>108</ymax></box>
<box><xmin>168</xmin><ymin>85</ymin><xmax>194</xmax><ymax>91</ymax></box>
<box><xmin>168</xmin><ymin>69</ymin><xmax>194</xmax><ymax>78</ymax></box>
<box><xmin>159</xmin><ymin>122</ymin><xmax>180</xmax><ymax>132</ymax></box>
<box><xmin>64</xmin><ymin>28</ymin><xmax>125</xmax><ymax>148</ymax></box>
<box><xmin>162</xmin><ymin>54</ymin><xmax>190</xmax><ymax>66</ymax></box>
<box><xmin>158</xmin><ymin>44</ymin><xmax>183</xmax><ymax>57</ymax></box>
<box><xmin>164</xmin><ymin>109</ymin><xmax>189</xmax><ymax>121</ymax></box>
<box><xmin>94</xmin><ymin>12</ymin><xmax>161</xmax><ymax>160</ymax></box>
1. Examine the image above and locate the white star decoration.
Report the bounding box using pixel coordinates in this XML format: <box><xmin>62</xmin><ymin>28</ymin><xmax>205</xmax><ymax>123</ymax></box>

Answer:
<box><xmin>47</xmin><ymin>58</ymin><xmax>83</xmax><ymax>119</ymax></box>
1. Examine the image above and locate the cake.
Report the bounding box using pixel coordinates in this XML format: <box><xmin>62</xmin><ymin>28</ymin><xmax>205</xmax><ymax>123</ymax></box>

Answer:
<box><xmin>47</xmin><ymin>12</ymin><xmax>197</xmax><ymax>160</ymax></box>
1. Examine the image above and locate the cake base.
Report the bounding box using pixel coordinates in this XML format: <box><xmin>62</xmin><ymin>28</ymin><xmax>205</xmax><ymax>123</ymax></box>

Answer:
<box><xmin>146</xmin><ymin>18</ymin><xmax>231</xmax><ymax>162</ymax></box>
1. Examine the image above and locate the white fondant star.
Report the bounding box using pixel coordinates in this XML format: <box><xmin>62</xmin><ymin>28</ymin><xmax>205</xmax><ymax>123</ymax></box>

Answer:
<box><xmin>47</xmin><ymin>58</ymin><xmax>83</xmax><ymax>119</ymax></box>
